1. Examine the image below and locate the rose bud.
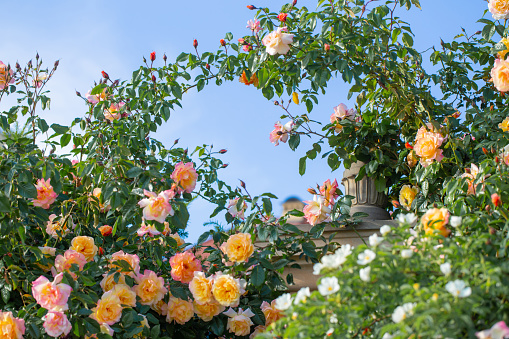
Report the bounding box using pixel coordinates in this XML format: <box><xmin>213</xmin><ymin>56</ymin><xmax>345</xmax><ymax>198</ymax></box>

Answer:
<box><xmin>150</xmin><ymin>51</ymin><xmax>156</xmax><ymax>62</ymax></box>
<box><xmin>492</xmin><ymin>193</ymin><xmax>502</xmax><ymax>207</ymax></box>
<box><xmin>101</xmin><ymin>71</ymin><xmax>109</xmax><ymax>79</ymax></box>
<box><xmin>278</xmin><ymin>13</ymin><xmax>288</xmax><ymax>22</ymax></box>
<box><xmin>221</xmin><ymin>163</ymin><xmax>229</xmax><ymax>168</ymax></box>
<box><xmin>292</xmin><ymin>0</ymin><xmax>297</xmax><ymax>5</ymax></box>
<box><xmin>274</xmin><ymin>101</ymin><xmax>280</xmax><ymax>106</ymax></box>
<box><xmin>307</xmin><ymin>188</ymin><xmax>317</xmax><ymax>195</ymax></box>
<box><xmin>193</xmin><ymin>39</ymin><xmax>198</xmax><ymax>48</ymax></box>
<box><xmin>238</xmin><ymin>38</ymin><xmax>245</xmax><ymax>44</ymax></box>
<box><xmin>76</xmin><ymin>91</ymin><xmax>81</xmax><ymax>97</ymax></box>
<box><xmin>98</xmin><ymin>247</ymin><xmax>105</xmax><ymax>255</ymax></box>
<box><xmin>163</xmin><ymin>54</ymin><xmax>167</xmax><ymax>62</ymax></box>
<box><xmin>240</xmin><ymin>180</ymin><xmax>246</xmax><ymax>189</ymax></box>
<box><xmin>392</xmin><ymin>200</ymin><xmax>401</xmax><ymax>208</ymax></box>
<box><xmin>152</xmin><ymin>75</ymin><xmax>156</xmax><ymax>82</ymax></box>
<box><xmin>247</xmin><ymin>5</ymin><xmax>256</xmax><ymax>10</ymax></box>
<box><xmin>324</xmin><ymin>43</ymin><xmax>330</xmax><ymax>52</ymax></box>
<box><xmin>495</xmin><ymin>156</ymin><xmax>500</xmax><ymax>163</ymax></box>
<box><xmin>405</xmin><ymin>142</ymin><xmax>413</xmax><ymax>149</ymax></box>
<box><xmin>54</xmin><ymin>60</ymin><xmax>59</xmax><ymax>68</ymax></box>
<box><xmin>220</xmin><ymin>39</ymin><xmax>226</xmax><ymax>46</ymax></box>
<box><xmin>219</xmin><ymin>149</ymin><xmax>227</xmax><ymax>154</ymax></box>
<box><xmin>482</xmin><ymin>147</ymin><xmax>488</xmax><ymax>155</ymax></box>
<box><xmin>99</xmin><ymin>225</ymin><xmax>113</xmax><ymax>236</ymax></box>
<box><xmin>205</xmin><ymin>63</ymin><xmax>210</xmax><ymax>70</ymax></box>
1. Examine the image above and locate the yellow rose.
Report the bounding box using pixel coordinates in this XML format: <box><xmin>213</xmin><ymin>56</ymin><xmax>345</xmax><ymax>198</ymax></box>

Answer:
<box><xmin>498</xmin><ymin>37</ymin><xmax>509</xmax><ymax>59</ymax></box>
<box><xmin>151</xmin><ymin>299</ymin><xmax>168</xmax><ymax>316</ymax></box>
<box><xmin>70</xmin><ymin>236</ymin><xmax>98</xmax><ymax>262</ymax></box>
<box><xmin>133</xmin><ymin>270</ymin><xmax>167</xmax><ymax>306</ymax></box>
<box><xmin>212</xmin><ymin>273</ymin><xmax>245</xmax><ymax>307</ymax></box>
<box><xmin>489</xmin><ymin>0</ymin><xmax>509</xmax><ymax>20</ymax></box>
<box><xmin>261</xmin><ymin>300</ymin><xmax>284</xmax><ymax>325</ymax></box>
<box><xmin>491</xmin><ymin>58</ymin><xmax>509</xmax><ymax>92</ymax></box>
<box><xmin>166</xmin><ymin>297</ymin><xmax>194</xmax><ymax>325</ymax></box>
<box><xmin>399</xmin><ymin>185</ymin><xmax>419</xmax><ymax>211</ymax></box>
<box><xmin>421</xmin><ymin>207</ymin><xmax>451</xmax><ymax>237</ymax></box>
<box><xmin>224</xmin><ymin>308</ymin><xmax>255</xmax><ymax>336</ymax></box>
<box><xmin>220</xmin><ymin>233</ymin><xmax>254</xmax><ymax>263</ymax></box>
<box><xmin>110</xmin><ymin>284</ymin><xmax>137</xmax><ymax>307</ymax></box>
<box><xmin>407</xmin><ymin>150</ymin><xmax>418</xmax><ymax>168</ymax></box>
<box><xmin>193</xmin><ymin>300</ymin><xmax>225</xmax><ymax>322</ymax></box>
<box><xmin>0</xmin><ymin>311</ymin><xmax>25</xmax><ymax>339</ymax></box>
<box><xmin>100</xmin><ymin>273</ymin><xmax>126</xmax><ymax>292</ymax></box>
<box><xmin>189</xmin><ymin>272</ymin><xmax>213</xmax><ymax>305</ymax></box>
<box><xmin>90</xmin><ymin>291</ymin><xmax>123</xmax><ymax>325</ymax></box>
<box><xmin>413</xmin><ymin>131</ymin><xmax>445</xmax><ymax>167</ymax></box>
<box><xmin>500</xmin><ymin>117</ymin><xmax>509</xmax><ymax>132</ymax></box>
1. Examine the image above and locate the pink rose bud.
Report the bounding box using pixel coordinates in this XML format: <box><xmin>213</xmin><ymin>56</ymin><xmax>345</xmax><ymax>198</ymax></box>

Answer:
<box><xmin>219</xmin><ymin>149</ymin><xmax>227</xmax><ymax>154</ymax></box>
<box><xmin>150</xmin><ymin>51</ymin><xmax>156</xmax><ymax>62</ymax></box>
<box><xmin>247</xmin><ymin>5</ymin><xmax>256</xmax><ymax>10</ymax></box>
<box><xmin>324</xmin><ymin>43</ymin><xmax>330</xmax><ymax>52</ymax></box>
<box><xmin>240</xmin><ymin>180</ymin><xmax>246</xmax><ymax>189</ymax></box>
<box><xmin>152</xmin><ymin>75</ymin><xmax>156</xmax><ymax>82</ymax></box>
<box><xmin>238</xmin><ymin>38</ymin><xmax>245</xmax><ymax>44</ymax></box>
<box><xmin>76</xmin><ymin>91</ymin><xmax>81</xmax><ymax>97</ymax></box>
<box><xmin>205</xmin><ymin>63</ymin><xmax>210</xmax><ymax>70</ymax></box>
<box><xmin>220</xmin><ymin>39</ymin><xmax>226</xmax><ymax>46</ymax></box>
<box><xmin>292</xmin><ymin>0</ymin><xmax>297</xmax><ymax>5</ymax></box>
<box><xmin>193</xmin><ymin>39</ymin><xmax>198</xmax><ymax>48</ymax></box>
<box><xmin>163</xmin><ymin>54</ymin><xmax>167</xmax><ymax>62</ymax></box>
<box><xmin>101</xmin><ymin>71</ymin><xmax>109</xmax><ymax>79</ymax></box>
<box><xmin>278</xmin><ymin>13</ymin><xmax>288</xmax><ymax>22</ymax></box>
<box><xmin>221</xmin><ymin>163</ymin><xmax>229</xmax><ymax>168</ymax></box>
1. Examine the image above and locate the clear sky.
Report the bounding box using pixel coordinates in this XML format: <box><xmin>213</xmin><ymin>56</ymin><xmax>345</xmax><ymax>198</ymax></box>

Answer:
<box><xmin>0</xmin><ymin>1</ymin><xmax>488</xmax><ymax>242</ymax></box>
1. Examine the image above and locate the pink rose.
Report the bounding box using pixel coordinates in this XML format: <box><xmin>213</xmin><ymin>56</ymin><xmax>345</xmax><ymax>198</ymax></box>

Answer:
<box><xmin>0</xmin><ymin>311</ymin><xmax>25</xmax><ymax>339</ymax></box>
<box><xmin>303</xmin><ymin>195</ymin><xmax>331</xmax><ymax>226</ymax></box>
<box><xmin>319</xmin><ymin>179</ymin><xmax>339</xmax><ymax>206</ymax></box>
<box><xmin>476</xmin><ymin>321</ymin><xmax>509</xmax><ymax>339</ymax></box>
<box><xmin>138</xmin><ymin>190</ymin><xmax>174</xmax><ymax>223</ymax></box>
<box><xmin>262</xmin><ymin>27</ymin><xmax>294</xmax><ymax>55</ymax></box>
<box><xmin>269</xmin><ymin>120</ymin><xmax>294</xmax><ymax>146</ymax></box>
<box><xmin>413</xmin><ymin>130</ymin><xmax>445</xmax><ymax>167</ymax></box>
<box><xmin>227</xmin><ymin>197</ymin><xmax>248</xmax><ymax>219</ymax></box>
<box><xmin>0</xmin><ymin>61</ymin><xmax>14</xmax><ymax>90</ymax></box>
<box><xmin>32</xmin><ymin>273</ymin><xmax>72</xmax><ymax>312</ymax></box>
<box><xmin>32</xmin><ymin>178</ymin><xmax>58</xmax><ymax>209</ymax></box>
<box><xmin>54</xmin><ymin>250</ymin><xmax>87</xmax><ymax>280</ymax></box>
<box><xmin>171</xmin><ymin>162</ymin><xmax>198</xmax><ymax>193</ymax></box>
<box><xmin>491</xmin><ymin>58</ymin><xmax>509</xmax><ymax>92</ymax></box>
<box><xmin>43</xmin><ymin>311</ymin><xmax>72</xmax><ymax>338</ymax></box>
<box><xmin>246</xmin><ymin>19</ymin><xmax>261</xmax><ymax>33</ymax></box>
<box><xmin>137</xmin><ymin>219</ymin><xmax>161</xmax><ymax>237</ymax></box>
<box><xmin>170</xmin><ymin>251</ymin><xmax>202</xmax><ymax>284</ymax></box>
<box><xmin>104</xmin><ymin>102</ymin><xmax>125</xmax><ymax>121</ymax></box>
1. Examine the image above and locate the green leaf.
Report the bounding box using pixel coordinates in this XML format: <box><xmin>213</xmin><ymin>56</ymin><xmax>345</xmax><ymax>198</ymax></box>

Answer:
<box><xmin>302</xmin><ymin>242</ymin><xmax>317</xmax><ymax>259</ymax></box>
<box><xmin>122</xmin><ymin>311</ymin><xmax>134</xmax><ymax>328</ymax></box>
<box><xmin>50</xmin><ymin>123</ymin><xmax>68</xmax><ymax>134</ymax></box>
<box><xmin>375</xmin><ymin>177</ymin><xmax>386</xmax><ymax>193</ymax></box>
<box><xmin>262</xmin><ymin>197</ymin><xmax>272</xmax><ymax>214</ymax></box>
<box><xmin>251</xmin><ymin>265</ymin><xmax>265</xmax><ymax>287</ymax></box>
<box><xmin>402</xmin><ymin>33</ymin><xmax>414</xmax><ymax>47</ymax></box>
<box><xmin>90</xmin><ymin>84</ymin><xmax>107</xmax><ymax>95</ymax></box>
<box><xmin>288</xmin><ymin>134</ymin><xmax>300</xmax><ymax>151</ymax></box>
<box><xmin>37</xmin><ymin>118</ymin><xmax>49</xmax><ymax>133</ymax></box>
<box><xmin>299</xmin><ymin>156</ymin><xmax>307</xmax><ymax>175</ymax></box>
<box><xmin>18</xmin><ymin>183</ymin><xmax>37</xmax><ymax>199</ymax></box>
<box><xmin>1</xmin><ymin>288</ymin><xmax>10</xmax><ymax>304</ymax></box>
<box><xmin>60</xmin><ymin>133</ymin><xmax>71</xmax><ymax>147</ymax></box>
<box><xmin>176</xmin><ymin>52</ymin><xmax>188</xmax><ymax>63</ymax></box>
<box><xmin>0</xmin><ymin>194</ymin><xmax>11</xmax><ymax>213</ymax></box>
<box><xmin>126</xmin><ymin>167</ymin><xmax>144</xmax><ymax>178</ymax></box>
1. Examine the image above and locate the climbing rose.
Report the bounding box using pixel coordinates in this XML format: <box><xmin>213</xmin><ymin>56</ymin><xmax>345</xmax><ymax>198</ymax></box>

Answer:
<box><xmin>194</xmin><ymin>300</ymin><xmax>225</xmax><ymax>322</ymax></box>
<box><xmin>261</xmin><ymin>300</ymin><xmax>284</xmax><ymax>325</ymax></box>
<box><xmin>32</xmin><ymin>273</ymin><xmax>72</xmax><ymax>312</ymax></box>
<box><xmin>489</xmin><ymin>0</ymin><xmax>509</xmax><ymax>20</ymax></box>
<box><xmin>137</xmin><ymin>219</ymin><xmax>161</xmax><ymax>237</ymax></box>
<box><xmin>413</xmin><ymin>125</ymin><xmax>445</xmax><ymax>167</ymax></box>
<box><xmin>212</xmin><ymin>272</ymin><xmax>246</xmax><ymax>307</ymax></box>
<box><xmin>109</xmin><ymin>251</ymin><xmax>140</xmax><ymax>277</ymax></box>
<box><xmin>171</xmin><ymin>162</ymin><xmax>198</xmax><ymax>193</ymax></box>
<box><xmin>133</xmin><ymin>270</ymin><xmax>168</xmax><ymax>306</ymax></box>
<box><xmin>90</xmin><ymin>291</ymin><xmax>123</xmax><ymax>325</ymax></box>
<box><xmin>399</xmin><ymin>185</ymin><xmax>419</xmax><ymax>210</ymax></box>
<box><xmin>43</xmin><ymin>311</ymin><xmax>72</xmax><ymax>338</ymax></box>
<box><xmin>138</xmin><ymin>189</ymin><xmax>174</xmax><ymax>223</ymax></box>
<box><xmin>110</xmin><ymin>284</ymin><xmax>137</xmax><ymax>307</ymax></box>
<box><xmin>491</xmin><ymin>58</ymin><xmax>509</xmax><ymax>92</ymax></box>
<box><xmin>269</xmin><ymin>120</ymin><xmax>294</xmax><ymax>146</ymax></box>
<box><xmin>278</xmin><ymin>13</ymin><xmax>288</xmax><ymax>22</ymax></box>
<box><xmin>0</xmin><ymin>61</ymin><xmax>14</xmax><ymax>90</ymax></box>
<box><xmin>239</xmin><ymin>70</ymin><xmax>259</xmax><ymax>86</ymax></box>
<box><xmin>32</xmin><ymin>178</ymin><xmax>58</xmax><ymax>209</ymax></box>
<box><xmin>246</xmin><ymin>19</ymin><xmax>261</xmax><ymax>32</ymax></box>
<box><xmin>100</xmin><ymin>273</ymin><xmax>126</xmax><ymax>292</ymax></box>
<box><xmin>70</xmin><ymin>236</ymin><xmax>98</xmax><ymax>262</ymax></box>
<box><xmin>319</xmin><ymin>179</ymin><xmax>339</xmax><ymax>206</ymax></box>
<box><xmin>0</xmin><ymin>311</ymin><xmax>25</xmax><ymax>339</ymax></box>
<box><xmin>170</xmin><ymin>251</ymin><xmax>202</xmax><ymax>284</ymax></box>
<box><xmin>54</xmin><ymin>250</ymin><xmax>87</xmax><ymax>279</ymax></box>
<box><xmin>220</xmin><ymin>233</ymin><xmax>254</xmax><ymax>263</ymax></box>
<box><xmin>421</xmin><ymin>207</ymin><xmax>450</xmax><ymax>237</ymax></box>
<box><xmin>189</xmin><ymin>271</ymin><xmax>213</xmax><ymax>305</ymax></box>
<box><xmin>303</xmin><ymin>195</ymin><xmax>331</xmax><ymax>226</ymax></box>
<box><xmin>166</xmin><ymin>297</ymin><xmax>194</xmax><ymax>325</ymax></box>
<box><xmin>227</xmin><ymin>197</ymin><xmax>248</xmax><ymax>219</ymax></box>
<box><xmin>476</xmin><ymin>321</ymin><xmax>509</xmax><ymax>339</ymax></box>
<box><xmin>262</xmin><ymin>27</ymin><xmax>294</xmax><ymax>55</ymax></box>
<box><xmin>499</xmin><ymin>117</ymin><xmax>509</xmax><ymax>131</ymax></box>
<box><xmin>330</xmin><ymin>103</ymin><xmax>357</xmax><ymax>133</ymax></box>
<box><xmin>98</xmin><ymin>225</ymin><xmax>112</xmax><ymax>236</ymax></box>
<box><xmin>224</xmin><ymin>308</ymin><xmax>255</xmax><ymax>336</ymax></box>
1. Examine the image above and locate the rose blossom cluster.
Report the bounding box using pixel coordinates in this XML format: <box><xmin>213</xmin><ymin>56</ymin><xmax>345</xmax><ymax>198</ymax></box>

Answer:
<box><xmin>303</xmin><ymin>179</ymin><xmax>339</xmax><ymax>226</ymax></box>
<box><xmin>269</xmin><ymin>120</ymin><xmax>295</xmax><ymax>146</ymax></box>
<box><xmin>330</xmin><ymin>103</ymin><xmax>358</xmax><ymax>133</ymax></box>
<box><xmin>413</xmin><ymin>123</ymin><xmax>445</xmax><ymax>167</ymax></box>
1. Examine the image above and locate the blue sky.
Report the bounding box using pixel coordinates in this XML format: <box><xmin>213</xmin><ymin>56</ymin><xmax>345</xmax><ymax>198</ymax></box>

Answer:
<box><xmin>0</xmin><ymin>1</ymin><xmax>488</xmax><ymax>242</ymax></box>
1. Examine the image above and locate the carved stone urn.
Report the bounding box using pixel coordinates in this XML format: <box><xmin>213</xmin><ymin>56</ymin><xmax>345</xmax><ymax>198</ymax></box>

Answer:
<box><xmin>341</xmin><ymin>161</ymin><xmax>390</xmax><ymax>220</ymax></box>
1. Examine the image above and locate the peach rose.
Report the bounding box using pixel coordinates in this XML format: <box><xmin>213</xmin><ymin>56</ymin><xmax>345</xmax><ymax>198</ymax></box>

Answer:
<box><xmin>224</xmin><ymin>307</ymin><xmax>255</xmax><ymax>336</ymax></box>
<box><xmin>171</xmin><ymin>162</ymin><xmax>198</xmax><ymax>193</ymax></box>
<box><xmin>262</xmin><ymin>27</ymin><xmax>294</xmax><ymax>55</ymax></box>
<box><xmin>32</xmin><ymin>273</ymin><xmax>72</xmax><ymax>312</ymax></box>
<box><xmin>491</xmin><ymin>58</ymin><xmax>509</xmax><ymax>92</ymax></box>
<box><xmin>169</xmin><ymin>233</ymin><xmax>185</xmax><ymax>247</ymax></box>
<box><xmin>220</xmin><ymin>233</ymin><xmax>254</xmax><ymax>263</ymax></box>
<box><xmin>46</xmin><ymin>214</ymin><xmax>75</xmax><ymax>239</ymax></box>
<box><xmin>319</xmin><ymin>179</ymin><xmax>339</xmax><ymax>206</ymax></box>
<box><xmin>0</xmin><ymin>310</ymin><xmax>25</xmax><ymax>339</ymax></box>
<box><xmin>413</xmin><ymin>129</ymin><xmax>445</xmax><ymax>167</ymax></box>
<box><xmin>461</xmin><ymin>163</ymin><xmax>480</xmax><ymax>195</ymax></box>
<box><xmin>399</xmin><ymin>185</ymin><xmax>419</xmax><ymax>211</ymax></box>
<box><xmin>98</xmin><ymin>225</ymin><xmax>113</xmax><ymax>237</ymax></box>
<box><xmin>110</xmin><ymin>284</ymin><xmax>137</xmax><ymax>307</ymax></box>
<box><xmin>86</xmin><ymin>88</ymin><xmax>110</xmax><ymax>104</ymax></box>
<box><xmin>36</xmin><ymin>246</ymin><xmax>56</xmax><ymax>272</ymax></box>
<box><xmin>100</xmin><ymin>273</ymin><xmax>126</xmax><ymax>292</ymax></box>
<box><xmin>239</xmin><ymin>70</ymin><xmax>259</xmax><ymax>86</ymax></box>
<box><xmin>489</xmin><ymin>0</ymin><xmax>509</xmax><ymax>20</ymax></box>
<box><xmin>103</xmin><ymin>102</ymin><xmax>125</xmax><ymax>121</ymax></box>
<box><xmin>250</xmin><ymin>325</ymin><xmax>267</xmax><ymax>339</ymax></box>
<box><xmin>0</xmin><ymin>61</ymin><xmax>14</xmax><ymax>90</ymax></box>
<box><xmin>261</xmin><ymin>300</ymin><xmax>284</xmax><ymax>325</ymax></box>
<box><xmin>151</xmin><ymin>299</ymin><xmax>168</xmax><ymax>316</ymax></box>
<box><xmin>32</xmin><ymin>178</ymin><xmax>58</xmax><ymax>209</ymax></box>
<box><xmin>70</xmin><ymin>236</ymin><xmax>98</xmax><ymax>262</ymax></box>
<box><xmin>269</xmin><ymin>121</ymin><xmax>294</xmax><ymax>146</ymax></box>
<box><xmin>54</xmin><ymin>250</ymin><xmax>87</xmax><ymax>280</ymax></box>
<box><xmin>498</xmin><ymin>37</ymin><xmax>509</xmax><ymax>59</ymax></box>
<box><xmin>330</xmin><ymin>104</ymin><xmax>357</xmax><ymax>133</ymax></box>
<box><xmin>166</xmin><ymin>297</ymin><xmax>194</xmax><ymax>325</ymax></box>
<box><xmin>138</xmin><ymin>190</ymin><xmax>174</xmax><ymax>224</ymax></box>
<box><xmin>90</xmin><ymin>291</ymin><xmax>123</xmax><ymax>325</ymax></box>
<box><xmin>421</xmin><ymin>207</ymin><xmax>451</xmax><ymax>237</ymax></box>
<box><xmin>189</xmin><ymin>271</ymin><xmax>213</xmax><ymax>305</ymax></box>
<box><xmin>170</xmin><ymin>251</ymin><xmax>202</xmax><ymax>284</ymax></box>
<box><xmin>109</xmin><ymin>250</ymin><xmax>140</xmax><ymax>277</ymax></box>
<box><xmin>43</xmin><ymin>311</ymin><xmax>72</xmax><ymax>338</ymax></box>
<box><xmin>194</xmin><ymin>300</ymin><xmax>225</xmax><ymax>322</ymax></box>
<box><xmin>303</xmin><ymin>195</ymin><xmax>331</xmax><ymax>226</ymax></box>
<box><xmin>133</xmin><ymin>270</ymin><xmax>168</xmax><ymax>306</ymax></box>
<box><xmin>211</xmin><ymin>272</ymin><xmax>246</xmax><ymax>307</ymax></box>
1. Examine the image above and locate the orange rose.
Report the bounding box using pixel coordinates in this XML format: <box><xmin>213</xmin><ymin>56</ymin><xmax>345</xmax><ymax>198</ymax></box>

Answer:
<box><xmin>100</xmin><ymin>273</ymin><xmax>126</xmax><ymax>292</ymax></box>
<box><xmin>110</xmin><ymin>284</ymin><xmax>137</xmax><ymax>307</ymax></box>
<box><xmin>421</xmin><ymin>207</ymin><xmax>451</xmax><ymax>237</ymax></box>
<box><xmin>413</xmin><ymin>129</ymin><xmax>445</xmax><ymax>167</ymax></box>
<box><xmin>170</xmin><ymin>251</ymin><xmax>202</xmax><ymax>284</ymax></box>
<box><xmin>98</xmin><ymin>225</ymin><xmax>113</xmax><ymax>236</ymax></box>
<box><xmin>261</xmin><ymin>300</ymin><xmax>284</xmax><ymax>325</ymax></box>
<box><xmin>220</xmin><ymin>233</ymin><xmax>254</xmax><ymax>263</ymax></box>
<box><xmin>171</xmin><ymin>162</ymin><xmax>198</xmax><ymax>193</ymax></box>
